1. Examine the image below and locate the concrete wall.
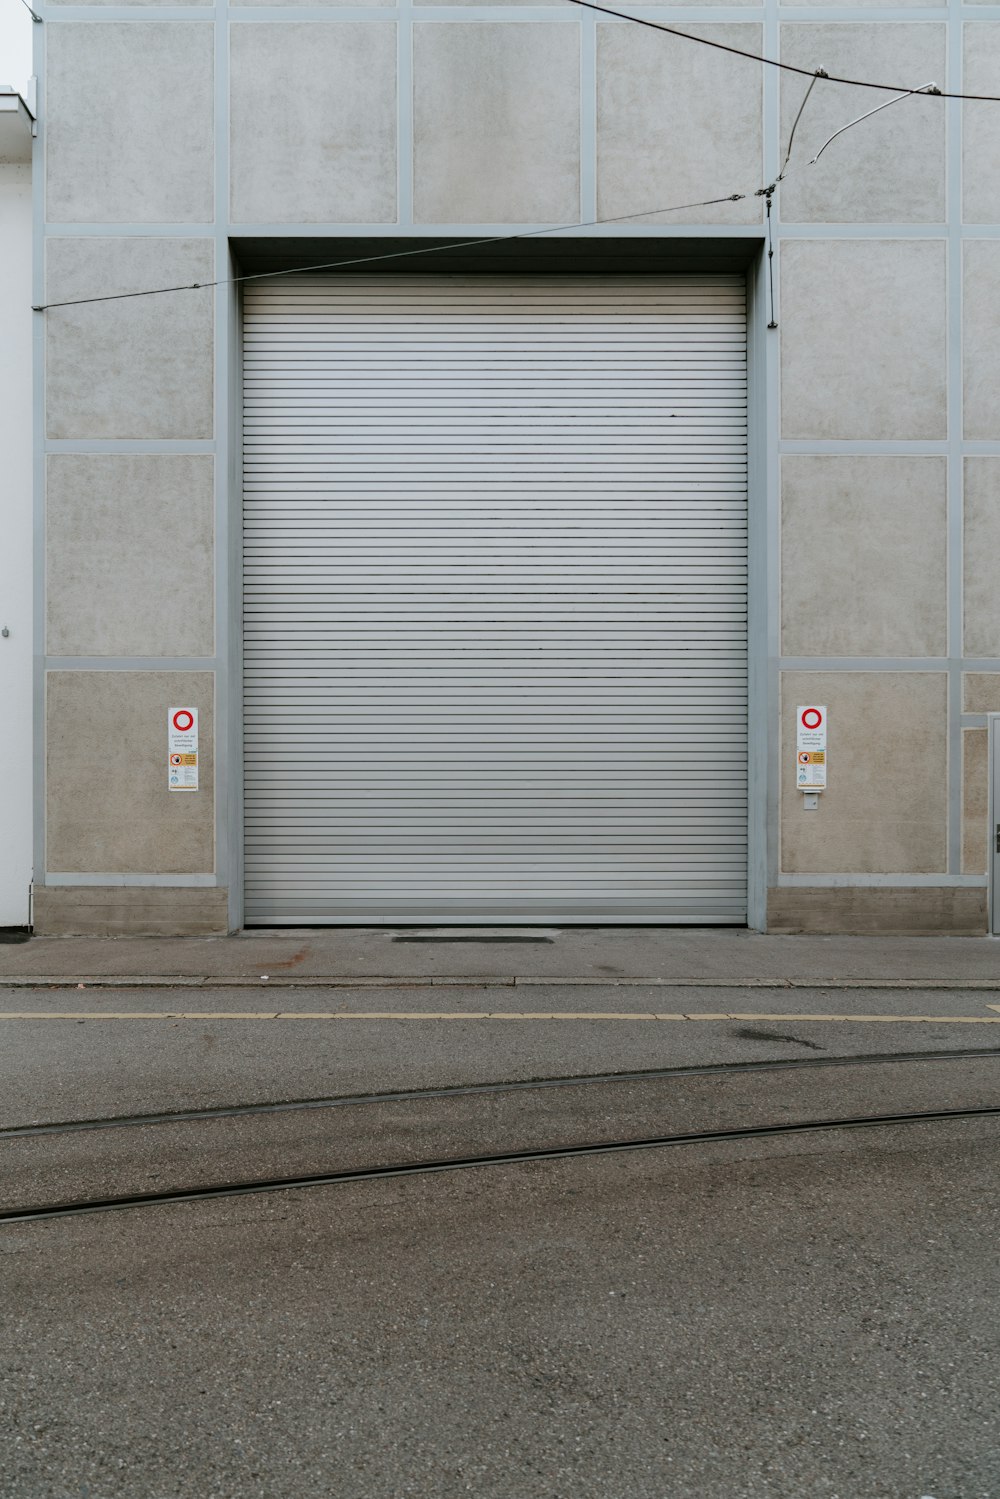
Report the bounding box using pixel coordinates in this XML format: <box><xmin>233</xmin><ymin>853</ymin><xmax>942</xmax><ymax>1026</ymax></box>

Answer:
<box><xmin>0</xmin><ymin>157</ymin><xmax>33</xmax><ymax>927</ymax></box>
<box><xmin>32</xmin><ymin>1</ymin><xmax>1000</xmax><ymax>934</ymax></box>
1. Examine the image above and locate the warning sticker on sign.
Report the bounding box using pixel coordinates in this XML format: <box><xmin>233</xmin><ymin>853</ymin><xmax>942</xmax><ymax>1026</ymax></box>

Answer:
<box><xmin>168</xmin><ymin>707</ymin><xmax>199</xmax><ymax>791</ymax></box>
<box><xmin>796</xmin><ymin>706</ymin><xmax>827</xmax><ymax>790</ymax></box>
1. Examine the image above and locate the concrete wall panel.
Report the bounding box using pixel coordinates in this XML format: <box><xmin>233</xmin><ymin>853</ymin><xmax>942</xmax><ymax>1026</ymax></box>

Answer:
<box><xmin>46</xmin><ymin>672</ymin><xmax>215</xmax><ymax>874</ymax></box>
<box><xmin>241</xmin><ymin>0</ymin><xmax>383</xmax><ymax>7</ymax></box>
<box><xmin>964</xmin><ymin>674</ymin><xmax>1000</xmax><ymax>714</ymax></box>
<box><xmin>414</xmin><ymin>23</ymin><xmax>579</xmax><ymax>224</ymax></box>
<box><xmin>46</xmin><ymin>456</ymin><xmax>215</xmax><ymax>658</ymax></box>
<box><xmin>782</xmin><ymin>0</ymin><xmax>939</xmax><ymax>8</ymax></box>
<box><xmin>45</xmin><ymin>239</ymin><xmax>214</xmax><ymax>441</ymax></box>
<box><xmin>962</xmin><ymin>727</ymin><xmax>988</xmax><ymax>875</ymax></box>
<box><xmin>781</xmin><ymin>456</ymin><xmax>946</xmax><ymax>657</ymax></box>
<box><xmin>231</xmin><ymin>24</ymin><xmax>396</xmax><ymax>224</ymax></box>
<box><xmin>963</xmin><ymin>459</ymin><xmax>1000</xmax><ymax>657</ymax></box>
<box><xmin>597</xmin><ymin>23</ymin><xmax>762</xmax><ymax>226</ymax></box>
<box><xmin>964</xmin><ymin>242</ymin><xmax>1000</xmax><ymax>440</ymax></box>
<box><xmin>779</xmin><ymin>25</ymin><xmax>945</xmax><ymax>224</ymax></box>
<box><xmin>47</xmin><ymin>0</ymin><xmax>210</xmax><ymax>6</ymax></box>
<box><xmin>963</xmin><ymin>26</ymin><xmax>1000</xmax><ymax>224</ymax></box>
<box><xmin>780</xmin><ymin>239</ymin><xmax>946</xmax><ymax>440</ymax></box>
<box><xmin>46</xmin><ymin>24</ymin><xmax>213</xmax><ymax>224</ymax></box>
<box><xmin>780</xmin><ymin>671</ymin><xmax>947</xmax><ymax>873</ymax></box>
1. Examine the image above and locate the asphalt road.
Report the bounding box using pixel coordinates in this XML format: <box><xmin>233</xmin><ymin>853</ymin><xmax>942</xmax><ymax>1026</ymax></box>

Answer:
<box><xmin>3</xmin><ymin>1114</ymin><xmax>999</xmax><ymax>1499</ymax></box>
<box><xmin>3</xmin><ymin>981</ymin><xmax>1000</xmax><ymax>1127</ymax></box>
<box><xmin>3</xmin><ymin>973</ymin><xmax>999</xmax><ymax>1496</ymax></box>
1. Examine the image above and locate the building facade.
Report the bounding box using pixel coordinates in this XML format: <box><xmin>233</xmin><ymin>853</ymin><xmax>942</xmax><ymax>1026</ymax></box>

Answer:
<box><xmin>28</xmin><ymin>0</ymin><xmax>1000</xmax><ymax>935</ymax></box>
<box><xmin>1</xmin><ymin>84</ymin><xmax>34</xmax><ymax>930</ymax></box>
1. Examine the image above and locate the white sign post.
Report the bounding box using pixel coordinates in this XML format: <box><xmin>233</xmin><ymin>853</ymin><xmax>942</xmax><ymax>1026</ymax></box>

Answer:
<box><xmin>168</xmin><ymin>706</ymin><xmax>199</xmax><ymax>791</ymax></box>
<box><xmin>796</xmin><ymin>705</ymin><xmax>827</xmax><ymax>792</ymax></box>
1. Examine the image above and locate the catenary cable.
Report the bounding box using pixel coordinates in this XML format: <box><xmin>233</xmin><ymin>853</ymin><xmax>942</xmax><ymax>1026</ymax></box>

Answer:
<box><xmin>560</xmin><ymin>0</ymin><xmax>995</xmax><ymax>102</ymax></box>
<box><xmin>30</xmin><ymin>193</ymin><xmax>745</xmax><ymax>312</ymax></box>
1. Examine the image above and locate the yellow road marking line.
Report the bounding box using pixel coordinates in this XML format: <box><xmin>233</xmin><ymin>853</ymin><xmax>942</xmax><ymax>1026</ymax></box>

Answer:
<box><xmin>2</xmin><ymin>1010</ymin><xmax>1000</xmax><ymax>1023</ymax></box>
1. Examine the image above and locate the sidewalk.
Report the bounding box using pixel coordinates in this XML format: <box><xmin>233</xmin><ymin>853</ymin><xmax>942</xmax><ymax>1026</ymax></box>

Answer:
<box><xmin>2</xmin><ymin>925</ymin><xmax>999</xmax><ymax>985</ymax></box>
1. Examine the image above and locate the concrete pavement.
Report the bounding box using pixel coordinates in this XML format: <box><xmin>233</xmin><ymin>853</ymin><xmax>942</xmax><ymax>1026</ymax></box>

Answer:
<box><xmin>3</xmin><ymin>925</ymin><xmax>1000</xmax><ymax>984</ymax></box>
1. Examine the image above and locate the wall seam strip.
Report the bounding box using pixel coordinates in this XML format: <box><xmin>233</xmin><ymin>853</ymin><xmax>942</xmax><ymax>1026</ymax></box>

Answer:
<box><xmin>947</xmin><ymin>11</ymin><xmax>963</xmax><ymax>876</ymax></box>
<box><xmin>31</xmin><ymin>14</ymin><xmax>46</xmax><ymax>899</ymax></box>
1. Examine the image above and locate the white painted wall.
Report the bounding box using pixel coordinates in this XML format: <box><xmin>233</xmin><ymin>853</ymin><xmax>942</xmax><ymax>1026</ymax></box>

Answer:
<box><xmin>0</xmin><ymin>7</ymin><xmax>33</xmax><ymax>97</ymax></box>
<box><xmin>0</xmin><ymin>158</ymin><xmax>33</xmax><ymax>925</ymax></box>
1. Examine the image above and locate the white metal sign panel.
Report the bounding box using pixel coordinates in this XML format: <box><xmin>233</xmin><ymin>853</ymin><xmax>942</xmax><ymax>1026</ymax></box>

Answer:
<box><xmin>242</xmin><ymin>275</ymin><xmax>749</xmax><ymax>924</ymax></box>
<box><xmin>168</xmin><ymin>706</ymin><xmax>199</xmax><ymax>791</ymax></box>
<box><xmin>796</xmin><ymin>705</ymin><xmax>827</xmax><ymax>790</ymax></box>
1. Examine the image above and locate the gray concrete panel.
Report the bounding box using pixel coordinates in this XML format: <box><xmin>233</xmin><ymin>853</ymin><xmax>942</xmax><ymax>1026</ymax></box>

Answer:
<box><xmin>597</xmin><ymin>23</ymin><xmax>762</xmax><ymax>227</ymax></box>
<box><xmin>963</xmin><ymin>458</ymin><xmax>1000</xmax><ymax>657</ymax></box>
<box><xmin>46</xmin><ymin>456</ymin><xmax>214</xmax><ymax>659</ymax></box>
<box><xmin>962</xmin><ymin>726</ymin><xmax>988</xmax><ymax>875</ymax></box>
<box><xmin>779</xmin><ymin>26</ymin><xmax>945</xmax><ymax>225</ymax></box>
<box><xmin>230</xmin><ymin>24</ymin><xmax>396</xmax><ymax>225</ymax></box>
<box><xmin>964</xmin><ymin>672</ymin><xmax>1000</xmax><ymax>714</ymax></box>
<box><xmin>45</xmin><ymin>239</ymin><xmax>214</xmax><ymax>441</ymax></box>
<box><xmin>964</xmin><ymin>241</ymin><xmax>1000</xmax><ymax>441</ymax></box>
<box><xmin>780</xmin><ymin>455</ymin><xmax>946</xmax><ymax>658</ymax></box>
<box><xmin>47</xmin><ymin>0</ymin><xmax>211</xmax><ymax>6</ymax></box>
<box><xmin>45</xmin><ymin>672</ymin><xmax>215</xmax><ymax>875</ymax></box>
<box><xmin>780</xmin><ymin>671</ymin><xmax>947</xmax><ymax>874</ymax></box>
<box><xmin>45</xmin><ymin>24</ymin><xmax>214</xmax><ymax>225</ymax></box>
<box><xmin>963</xmin><ymin>25</ymin><xmax>1000</xmax><ymax>225</ymax></box>
<box><xmin>780</xmin><ymin>239</ymin><xmax>947</xmax><ymax>440</ymax></box>
<box><xmin>783</xmin><ymin>0</ymin><xmax>940</xmax><ymax>7</ymax></box>
<box><xmin>240</xmin><ymin>0</ymin><xmax>385</xmax><ymax>7</ymax></box>
<box><xmin>413</xmin><ymin>23</ymin><xmax>580</xmax><ymax>224</ymax></box>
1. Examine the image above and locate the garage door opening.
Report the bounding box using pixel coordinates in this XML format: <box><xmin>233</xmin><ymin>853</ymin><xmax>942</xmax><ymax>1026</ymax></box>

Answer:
<box><xmin>242</xmin><ymin>274</ymin><xmax>748</xmax><ymax>924</ymax></box>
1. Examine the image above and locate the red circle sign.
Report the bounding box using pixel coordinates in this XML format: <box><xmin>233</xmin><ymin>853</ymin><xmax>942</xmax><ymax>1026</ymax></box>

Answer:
<box><xmin>172</xmin><ymin>710</ymin><xmax>194</xmax><ymax>732</ymax></box>
<box><xmin>801</xmin><ymin>708</ymin><xmax>823</xmax><ymax>730</ymax></box>
<box><xmin>170</xmin><ymin>753</ymin><xmax>182</xmax><ymax>766</ymax></box>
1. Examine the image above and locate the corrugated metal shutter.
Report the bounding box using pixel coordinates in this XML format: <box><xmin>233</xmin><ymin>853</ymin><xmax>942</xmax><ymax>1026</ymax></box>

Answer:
<box><xmin>242</xmin><ymin>274</ymin><xmax>748</xmax><ymax>924</ymax></box>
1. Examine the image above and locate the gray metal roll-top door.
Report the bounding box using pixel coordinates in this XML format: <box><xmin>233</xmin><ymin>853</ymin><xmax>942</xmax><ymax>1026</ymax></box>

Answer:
<box><xmin>242</xmin><ymin>274</ymin><xmax>748</xmax><ymax>924</ymax></box>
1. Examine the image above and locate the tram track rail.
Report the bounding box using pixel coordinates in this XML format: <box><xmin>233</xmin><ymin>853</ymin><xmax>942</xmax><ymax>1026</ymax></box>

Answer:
<box><xmin>3</xmin><ymin>1043</ymin><xmax>1000</xmax><ymax>1141</ymax></box>
<box><xmin>2</xmin><ymin>1046</ymin><xmax>999</xmax><ymax>1226</ymax></box>
<box><xmin>2</xmin><ymin>1102</ymin><xmax>998</xmax><ymax>1226</ymax></box>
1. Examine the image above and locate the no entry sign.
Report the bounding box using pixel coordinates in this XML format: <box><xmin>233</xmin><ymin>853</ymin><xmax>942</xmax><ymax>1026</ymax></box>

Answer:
<box><xmin>796</xmin><ymin>705</ymin><xmax>826</xmax><ymax>791</ymax></box>
<box><xmin>168</xmin><ymin>706</ymin><xmax>199</xmax><ymax>791</ymax></box>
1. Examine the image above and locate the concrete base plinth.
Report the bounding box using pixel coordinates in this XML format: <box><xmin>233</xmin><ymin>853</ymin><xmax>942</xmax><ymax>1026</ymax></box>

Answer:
<box><xmin>767</xmin><ymin>885</ymin><xmax>988</xmax><ymax>936</ymax></box>
<box><xmin>32</xmin><ymin>886</ymin><xmax>229</xmax><ymax>937</ymax></box>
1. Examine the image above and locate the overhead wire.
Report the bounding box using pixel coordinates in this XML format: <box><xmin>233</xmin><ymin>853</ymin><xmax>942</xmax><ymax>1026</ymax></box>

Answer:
<box><xmin>32</xmin><ymin>193</ymin><xmax>748</xmax><ymax>312</ymax></box>
<box><xmin>777</xmin><ymin>71</ymin><xmax>826</xmax><ymax>184</ymax></box>
<box><xmin>560</xmin><ymin>0</ymin><xmax>997</xmax><ymax>102</ymax></box>
<box><xmin>809</xmin><ymin>80</ymin><xmax>941</xmax><ymax>164</ymax></box>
